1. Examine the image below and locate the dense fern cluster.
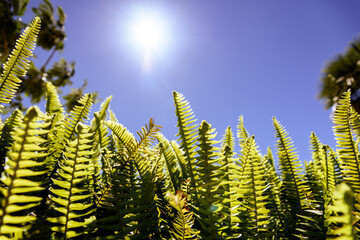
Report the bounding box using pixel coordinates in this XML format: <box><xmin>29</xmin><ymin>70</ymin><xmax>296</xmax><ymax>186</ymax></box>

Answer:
<box><xmin>1</xmin><ymin>17</ymin><xmax>360</xmax><ymax>239</ymax></box>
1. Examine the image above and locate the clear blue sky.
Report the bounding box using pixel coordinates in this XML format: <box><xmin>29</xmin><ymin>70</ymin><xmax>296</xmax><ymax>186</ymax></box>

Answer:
<box><xmin>25</xmin><ymin>0</ymin><xmax>360</xmax><ymax>161</ymax></box>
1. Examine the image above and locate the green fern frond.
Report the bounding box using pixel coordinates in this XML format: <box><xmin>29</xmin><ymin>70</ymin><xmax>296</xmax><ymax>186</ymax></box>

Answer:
<box><xmin>157</xmin><ymin>133</ymin><xmax>182</xmax><ymax>192</ymax></box>
<box><xmin>167</xmin><ymin>191</ymin><xmax>199</xmax><ymax>240</ymax></box>
<box><xmin>47</xmin><ymin>124</ymin><xmax>96</xmax><ymax>239</ymax></box>
<box><xmin>94</xmin><ymin>96</ymin><xmax>112</xmax><ymax>123</ymax></box>
<box><xmin>96</xmin><ymin>156</ymin><xmax>139</xmax><ymax>238</ymax></box>
<box><xmin>63</xmin><ymin>93</ymin><xmax>92</xmax><ymax>141</ymax></box>
<box><xmin>237</xmin><ymin>115</ymin><xmax>249</xmax><ymax>147</ymax></box>
<box><xmin>45</xmin><ymin>82</ymin><xmax>64</xmax><ymax>114</ymax></box>
<box><xmin>193</xmin><ymin>120</ymin><xmax>224</xmax><ymax>239</ymax></box>
<box><xmin>170</xmin><ymin>140</ymin><xmax>188</xmax><ymax>181</ymax></box>
<box><xmin>105</xmin><ymin>120</ymin><xmax>137</xmax><ymax>160</ymax></box>
<box><xmin>0</xmin><ymin>17</ymin><xmax>41</xmax><ymax>110</ymax></box>
<box><xmin>219</xmin><ymin>126</ymin><xmax>235</xmax><ymax>238</ymax></box>
<box><xmin>0</xmin><ymin>109</ymin><xmax>23</xmax><ymax>175</ymax></box>
<box><xmin>0</xmin><ymin>106</ymin><xmax>49</xmax><ymax>237</ymax></box>
<box><xmin>326</xmin><ymin>183</ymin><xmax>356</xmax><ymax>239</ymax></box>
<box><xmin>350</xmin><ymin>105</ymin><xmax>360</xmax><ymax>138</ymax></box>
<box><xmin>262</xmin><ymin>147</ymin><xmax>284</xmax><ymax>237</ymax></box>
<box><xmin>135</xmin><ymin>118</ymin><xmax>161</xmax><ymax>154</ymax></box>
<box><xmin>273</xmin><ymin>117</ymin><xmax>309</xmax><ymax>235</ymax></box>
<box><xmin>264</xmin><ymin>146</ymin><xmax>275</xmax><ymax>167</ymax></box>
<box><xmin>333</xmin><ymin>91</ymin><xmax>360</xmax><ymax>194</ymax></box>
<box><xmin>89</xmin><ymin>97</ymin><xmax>112</xmax><ymax>181</ymax></box>
<box><xmin>173</xmin><ymin>91</ymin><xmax>198</xmax><ymax>195</ymax></box>
<box><xmin>234</xmin><ymin>136</ymin><xmax>272</xmax><ymax>238</ymax></box>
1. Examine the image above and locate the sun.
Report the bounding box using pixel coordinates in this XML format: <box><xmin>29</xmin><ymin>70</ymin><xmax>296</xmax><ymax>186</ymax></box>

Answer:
<box><xmin>122</xmin><ymin>6</ymin><xmax>173</xmax><ymax>72</ymax></box>
<box><xmin>127</xmin><ymin>11</ymin><xmax>169</xmax><ymax>55</ymax></box>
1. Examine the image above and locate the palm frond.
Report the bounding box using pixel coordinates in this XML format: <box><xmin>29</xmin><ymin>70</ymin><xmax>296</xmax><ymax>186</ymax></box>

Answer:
<box><xmin>0</xmin><ymin>17</ymin><xmax>41</xmax><ymax>110</ymax></box>
<box><xmin>0</xmin><ymin>107</ymin><xmax>49</xmax><ymax>237</ymax></box>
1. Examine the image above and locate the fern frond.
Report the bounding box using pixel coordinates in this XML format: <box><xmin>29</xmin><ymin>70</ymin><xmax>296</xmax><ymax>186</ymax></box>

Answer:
<box><xmin>93</xmin><ymin>96</ymin><xmax>112</xmax><ymax>123</ymax></box>
<box><xmin>168</xmin><ymin>191</ymin><xmax>199</xmax><ymax>240</ymax></box>
<box><xmin>264</xmin><ymin>146</ymin><xmax>275</xmax><ymax>167</ymax></box>
<box><xmin>237</xmin><ymin>115</ymin><xmax>249</xmax><ymax>147</ymax></box>
<box><xmin>326</xmin><ymin>183</ymin><xmax>356</xmax><ymax>239</ymax></box>
<box><xmin>273</xmin><ymin>117</ymin><xmax>309</xmax><ymax>235</ymax></box>
<box><xmin>170</xmin><ymin>140</ymin><xmax>188</xmax><ymax>181</ymax></box>
<box><xmin>47</xmin><ymin>124</ymin><xmax>96</xmax><ymax>239</ymax></box>
<box><xmin>0</xmin><ymin>107</ymin><xmax>49</xmax><ymax>237</ymax></box>
<box><xmin>262</xmin><ymin>146</ymin><xmax>284</xmax><ymax>238</ymax></box>
<box><xmin>173</xmin><ymin>91</ymin><xmax>198</xmax><ymax>196</ymax></box>
<box><xmin>234</xmin><ymin>136</ymin><xmax>272</xmax><ymax>238</ymax></box>
<box><xmin>157</xmin><ymin>133</ymin><xmax>182</xmax><ymax>192</ymax></box>
<box><xmin>0</xmin><ymin>109</ymin><xmax>23</xmax><ymax>175</ymax></box>
<box><xmin>0</xmin><ymin>17</ymin><xmax>41</xmax><ymax>110</ymax></box>
<box><xmin>63</xmin><ymin>93</ymin><xmax>92</xmax><ymax>141</ymax></box>
<box><xmin>193</xmin><ymin>121</ymin><xmax>224</xmax><ymax>239</ymax></box>
<box><xmin>333</xmin><ymin>91</ymin><xmax>360</xmax><ymax>193</ymax></box>
<box><xmin>105</xmin><ymin>120</ymin><xmax>137</xmax><ymax>161</ymax></box>
<box><xmin>45</xmin><ymin>82</ymin><xmax>64</xmax><ymax>114</ymax></box>
<box><xmin>219</xmin><ymin>126</ymin><xmax>235</xmax><ymax>238</ymax></box>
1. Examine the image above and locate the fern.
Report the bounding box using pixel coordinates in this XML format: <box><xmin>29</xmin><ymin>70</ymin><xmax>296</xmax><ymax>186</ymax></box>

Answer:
<box><xmin>167</xmin><ymin>191</ymin><xmax>199</xmax><ymax>239</ymax></box>
<box><xmin>157</xmin><ymin>133</ymin><xmax>182</xmax><ymax>192</ymax></box>
<box><xmin>193</xmin><ymin>120</ymin><xmax>223</xmax><ymax>239</ymax></box>
<box><xmin>173</xmin><ymin>91</ymin><xmax>198</xmax><ymax>197</ymax></box>
<box><xmin>98</xmin><ymin>119</ymin><xmax>161</xmax><ymax>239</ymax></box>
<box><xmin>234</xmin><ymin>136</ymin><xmax>272</xmax><ymax>239</ymax></box>
<box><xmin>0</xmin><ymin>109</ymin><xmax>23</xmax><ymax>175</ymax></box>
<box><xmin>47</xmin><ymin>124</ymin><xmax>96</xmax><ymax>239</ymax></box>
<box><xmin>170</xmin><ymin>140</ymin><xmax>188</xmax><ymax>181</ymax></box>
<box><xmin>0</xmin><ymin>107</ymin><xmax>49</xmax><ymax>238</ymax></box>
<box><xmin>90</xmin><ymin>97</ymin><xmax>112</xmax><ymax>197</ymax></box>
<box><xmin>219</xmin><ymin>126</ymin><xmax>235</xmax><ymax>238</ymax></box>
<box><xmin>237</xmin><ymin>115</ymin><xmax>249</xmax><ymax>147</ymax></box>
<box><xmin>326</xmin><ymin>183</ymin><xmax>357</xmax><ymax>239</ymax></box>
<box><xmin>263</xmin><ymin>147</ymin><xmax>284</xmax><ymax>238</ymax></box>
<box><xmin>333</xmin><ymin>91</ymin><xmax>360</xmax><ymax>193</ymax></box>
<box><xmin>273</xmin><ymin>117</ymin><xmax>309</xmax><ymax>237</ymax></box>
<box><xmin>63</xmin><ymin>93</ymin><xmax>92</xmax><ymax>141</ymax></box>
<box><xmin>45</xmin><ymin>82</ymin><xmax>64</xmax><ymax>114</ymax></box>
<box><xmin>0</xmin><ymin>17</ymin><xmax>41</xmax><ymax>111</ymax></box>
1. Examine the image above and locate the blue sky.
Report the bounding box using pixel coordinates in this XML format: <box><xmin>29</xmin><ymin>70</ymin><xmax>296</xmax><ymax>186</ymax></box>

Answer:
<box><xmin>25</xmin><ymin>0</ymin><xmax>360</xmax><ymax>161</ymax></box>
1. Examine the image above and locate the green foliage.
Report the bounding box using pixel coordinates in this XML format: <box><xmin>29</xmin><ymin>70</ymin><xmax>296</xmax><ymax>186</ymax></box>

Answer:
<box><xmin>0</xmin><ymin>17</ymin><xmax>40</xmax><ymax>110</ymax></box>
<box><xmin>0</xmin><ymin>0</ymin><xmax>97</xmax><ymax>112</ymax></box>
<box><xmin>4</xmin><ymin>16</ymin><xmax>360</xmax><ymax>240</ymax></box>
<box><xmin>320</xmin><ymin>38</ymin><xmax>360</xmax><ymax>112</ymax></box>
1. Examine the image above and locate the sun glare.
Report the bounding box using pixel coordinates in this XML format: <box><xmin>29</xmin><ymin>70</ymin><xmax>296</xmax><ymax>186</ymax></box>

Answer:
<box><xmin>124</xmin><ymin>7</ymin><xmax>172</xmax><ymax>72</ymax></box>
<box><xmin>127</xmin><ymin>11</ymin><xmax>169</xmax><ymax>55</ymax></box>
<box><xmin>132</xmin><ymin>18</ymin><xmax>165</xmax><ymax>52</ymax></box>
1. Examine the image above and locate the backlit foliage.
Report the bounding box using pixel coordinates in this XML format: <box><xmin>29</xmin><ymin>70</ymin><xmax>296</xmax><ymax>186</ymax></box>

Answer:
<box><xmin>1</xmin><ymin>17</ymin><xmax>360</xmax><ymax>239</ymax></box>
